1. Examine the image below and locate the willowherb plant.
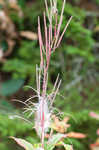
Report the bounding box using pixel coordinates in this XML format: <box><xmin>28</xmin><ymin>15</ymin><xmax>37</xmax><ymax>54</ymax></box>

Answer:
<box><xmin>11</xmin><ymin>0</ymin><xmax>73</xmax><ymax>150</ymax></box>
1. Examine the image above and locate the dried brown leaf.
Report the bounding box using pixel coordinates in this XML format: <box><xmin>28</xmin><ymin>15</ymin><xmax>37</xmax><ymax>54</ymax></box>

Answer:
<box><xmin>67</xmin><ymin>132</ymin><xmax>87</xmax><ymax>139</ymax></box>
<box><xmin>20</xmin><ymin>31</ymin><xmax>38</xmax><ymax>40</ymax></box>
<box><xmin>51</xmin><ymin>115</ymin><xmax>70</xmax><ymax>133</ymax></box>
<box><xmin>4</xmin><ymin>39</ymin><xmax>15</xmax><ymax>57</ymax></box>
<box><xmin>90</xmin><ymin>138</ymin><xmax>99</xmax><ymax>150</ymax></box>
<box><xmin>0</xmin><ymin>48</ymin><xmax>3</xmax><ymax>59</ymax></box>
<box><xmin>94</xmin><ymin>26</ymin><xmax>99</xmax><ymax>32</ymax></box>
<box><xmin>0</xmin><ymin>0</ymin><xmax>4</xmax><ymax>5</ymax></box>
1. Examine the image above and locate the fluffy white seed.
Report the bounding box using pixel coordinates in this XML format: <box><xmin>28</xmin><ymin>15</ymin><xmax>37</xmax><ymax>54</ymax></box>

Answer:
<box><xmin>35</xmin><ymin>97</ymin><xmax>51</xmax><ymax>137</ymax></box>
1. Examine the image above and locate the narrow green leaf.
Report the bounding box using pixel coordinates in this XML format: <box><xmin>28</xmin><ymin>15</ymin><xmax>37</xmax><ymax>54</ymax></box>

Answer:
<box><xmin>58</xmin><ymin>141</ymin><xmax>73</xmax><ymax>150</ymax></box>
<box><xmin>0</xmin><ymin>79</ymin><xmax>24</xmax><ymax>96</ymax></box>
<box><xmin>11</xmin><ymin>137</ymin><xmax>33</xmax><ymax>150</ymax></box>
<box><xmin>46</xmin><ymin>134</ymin><xmax>65</xmax><ymax>150</ymax></box>
<box><xmin>65</xmin><ymin>144</ymin><xmax>73</xmax><ymax>150</ymax></box>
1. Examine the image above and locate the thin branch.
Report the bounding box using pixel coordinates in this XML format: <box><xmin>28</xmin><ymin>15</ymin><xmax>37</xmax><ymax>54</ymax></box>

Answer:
<box><xmin>53</xmin><ymin>0</ymin><xmax>66</xmax><ymax>50</ymax></box>
<box><xmin>45</xmin><ymin>0</ymin><xmax>50</xmax><ymax>22</ymax></box>
<box><xmin>25</xmin><ymin>95</ymin><xmax>38</xmax><ymax>103</ymax></box>
<box><xmin>38</xmin><ymin>17</ymin><xmax>44</xmax><ymax>68</ymax></box>
<box><xmin>24</xmin><ymin>85</ymin><xmax>38</xmax><ymax>94</ymax></box>
<box><xmin>50</xmin><ymin>79</ymin><xmax>62</xmax><ymax>106</ymax></box>
<box><xmin>56</xmin><ymin>16</ymin><xmax>73</xmax><ymax>48</ymax></box>
<box><xmin>44</xmin><ymin>12</ymin><xmax>48</xmax><ymax>59</ymax></box>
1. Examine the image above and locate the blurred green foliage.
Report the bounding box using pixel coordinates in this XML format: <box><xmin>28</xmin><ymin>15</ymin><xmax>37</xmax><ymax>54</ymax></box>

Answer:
<box><xmin>0</xmin><ymin>110</ymin><xmax>99</xmax><ymax>150</ymax></box>
<box><xmin>0</xmin><ymin>79</ymin><xmax>24</xmax><ymax>96</ymax></box>
<box><xmin>2</xmin><ymin>0</ymin><xmax>96</xmax><ymax>82</ymax></box>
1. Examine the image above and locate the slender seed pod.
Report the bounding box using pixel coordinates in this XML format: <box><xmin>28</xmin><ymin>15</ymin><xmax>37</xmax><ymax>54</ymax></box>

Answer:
<box><xmin>35</xmin><ymin>97</ymin><xmax>51</xmax><ymax>138</ymax></box>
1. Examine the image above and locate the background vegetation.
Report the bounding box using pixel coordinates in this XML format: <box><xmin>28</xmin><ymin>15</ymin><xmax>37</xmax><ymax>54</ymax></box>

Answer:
<box><xmin>0</xmin><ymin>0</ymin><xmax>99</xmax><ymax>149</ymax></box>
